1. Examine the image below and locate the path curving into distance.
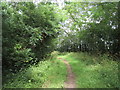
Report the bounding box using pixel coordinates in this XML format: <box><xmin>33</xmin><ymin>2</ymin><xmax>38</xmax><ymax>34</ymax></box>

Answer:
<box><xmin>58</xmin><ymin>58</ymin><xmax>76</xmax><ymax>88</ymax></box>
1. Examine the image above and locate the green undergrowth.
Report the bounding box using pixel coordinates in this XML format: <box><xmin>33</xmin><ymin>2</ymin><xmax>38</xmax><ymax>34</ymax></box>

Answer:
<box><xmin>3</xmin><ymin>51</ymin><xmax>67</xmax><ymax>88</ymax></box>
<box><xmin>58</xmin><ymin>52</ymin><xmax>119</xmax><ymax>88</ymax></box>
<box><xmin>3</xmin><ymin>51</ymin><xmax>119</xmax><ymax>88</ymax></box>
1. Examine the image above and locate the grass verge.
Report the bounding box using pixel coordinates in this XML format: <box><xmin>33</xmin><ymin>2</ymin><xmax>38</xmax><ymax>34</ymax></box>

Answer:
<box><xmin>3</xmin><ymin>52</ymin><xmax>67</xmax><ymax>88</ymax></box>
<box><xmin>58</xmin><ymin>52</ymin><xmax>119</xmax><ymax>88</ymax></box>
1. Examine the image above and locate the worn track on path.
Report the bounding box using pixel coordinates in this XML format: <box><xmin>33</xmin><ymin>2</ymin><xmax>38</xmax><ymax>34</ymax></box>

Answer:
<box><xmin>58</xmin><ymin>58</ymin><xmax>76</xmax><ymax>88</ymax></box>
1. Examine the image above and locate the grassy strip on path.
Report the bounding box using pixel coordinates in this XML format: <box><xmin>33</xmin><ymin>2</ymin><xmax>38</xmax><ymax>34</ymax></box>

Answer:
<box><xmin>3</xmin><ymin>53</ymin><xmax>67</xmax><ymax>88</ymax></box>
<box><xmin>58</xmin><ymin>52</ymin><xmax>119</xmax><ymax>88</ymax></box>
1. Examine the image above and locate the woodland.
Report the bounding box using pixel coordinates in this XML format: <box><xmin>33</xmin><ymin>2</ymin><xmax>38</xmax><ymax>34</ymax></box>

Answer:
<box><xmin>2</xmin><ymin>1</ymin><xmax>120</xmax><ymax>88</ymax></box>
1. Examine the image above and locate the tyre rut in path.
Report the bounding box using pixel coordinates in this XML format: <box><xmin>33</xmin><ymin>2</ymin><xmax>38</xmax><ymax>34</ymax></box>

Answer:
<box><xmin>58</xmin><ymin>58</ymin><xmax>76</xmax><ymax>88</ymax></box>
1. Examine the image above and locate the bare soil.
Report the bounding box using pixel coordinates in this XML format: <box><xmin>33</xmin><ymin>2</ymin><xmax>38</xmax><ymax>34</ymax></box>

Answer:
<box><xmin>58</xmin><ymin>58</ymin><xmax>76</xmax><ymax>88</ymax></box>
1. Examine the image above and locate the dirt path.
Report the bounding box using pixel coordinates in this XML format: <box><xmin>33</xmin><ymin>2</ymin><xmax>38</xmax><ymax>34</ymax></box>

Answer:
<box><xmin>58</xmin><ymin>58</ymin><xmax>76</xmax><ymax>88</ymax></box>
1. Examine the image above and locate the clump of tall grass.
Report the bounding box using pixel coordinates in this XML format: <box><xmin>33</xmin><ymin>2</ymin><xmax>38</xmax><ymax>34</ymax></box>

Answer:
<box><xmin>50</xmin><ymin>51</ymin><xmax>60</xmax><ymax>59</ymax></box>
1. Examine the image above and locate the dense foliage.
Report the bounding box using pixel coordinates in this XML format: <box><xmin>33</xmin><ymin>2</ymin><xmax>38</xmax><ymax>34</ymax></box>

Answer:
<box><xmin>2</xmin><ymin>2</ymin><xmax>64</xmax><ymax>72</ymax></box>
<box><xmin>57</xmin><ymin>2</ymin><xmax>120</xmax><ymax>56</ymax></box>
<box><xmin>2</xmin><ymin>1</ymin><xmax>120</xmax><ymax>88</ymax></box>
